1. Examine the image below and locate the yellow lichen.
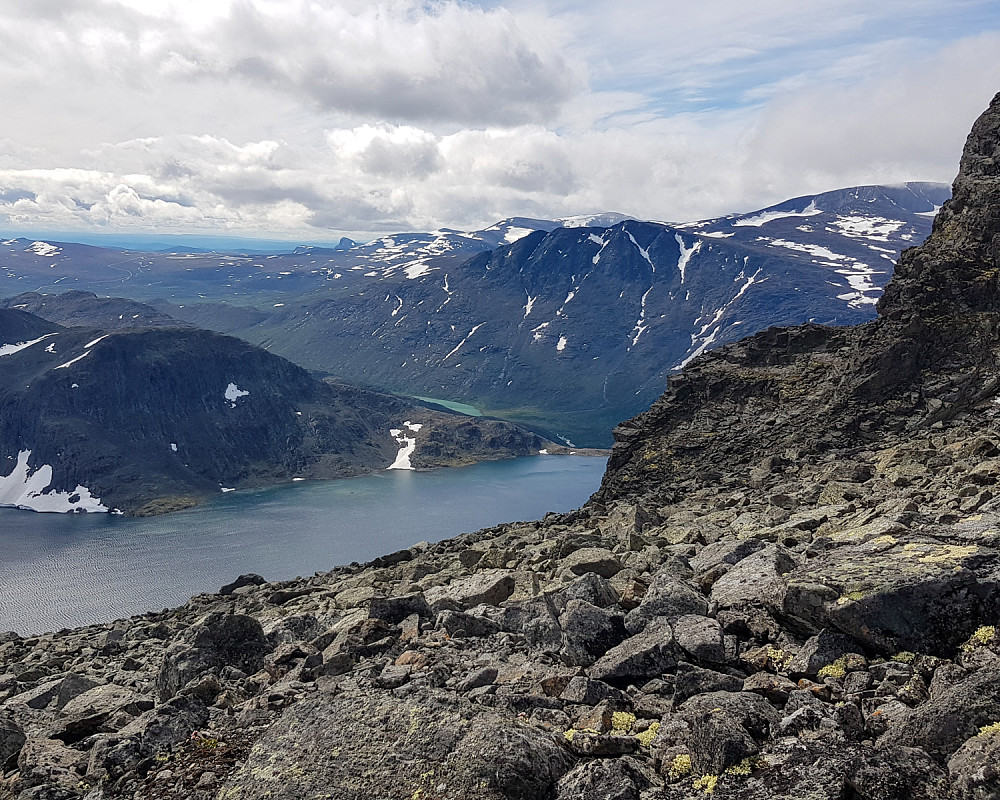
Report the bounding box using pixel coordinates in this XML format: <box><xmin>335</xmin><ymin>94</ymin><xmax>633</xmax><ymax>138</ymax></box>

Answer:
<box><xmin>837</xmin><ymin>590</ymin><xmax>867</xmax><ymax>606</ymax></box>
<box><xmin>668</xmin><ymin>754</ymin><xmax>693</xmax><ymax>780</ymax></box>
<box><xmin>612</xmin><ymin>711</ymin><xmax>637</xmax><ymax>732</ymax></box>
<box><xmin>564</xmin><ymin>728</ymin><xmax>576</xmax><ymax>742</ymax></box>
<box><xmin>979</xmin><ymin>722</ymin><xmax>1000</xmax><ymax>737</ymax></box>
<box><xmin>692</xmin><ymin>774</ymin><xmax>719</xmax><ymax>794</ymax></box>
<box><xmin>891</xmin><ymin>651</ymin><xmax>916</xmax><ymax>664</ymax></box>
<box><xmin>766</xmin><ymin>647</ymin><xmax>792</xmax><ymax>669</ymax></box>
<box><xmin>817</xmin><ymin>657</ymin><xmax>848</xmax><ymax>679</ymax></box>
<box><xmin>724</xmin><ymin>756</ymin><xmax>767</xmax><ymax>777</ymax></box>
<box><xmin>902</xmin><ymin>542</ymin><xmax>978</xmax><ymax>564</ymax></box>
<box><xmin>964</xmin><ymin>626</ymin><xmax>997</xmax><ymax>651</ymax></box>
<box><xmin>636</xmin><ymin>722</ymin><xmax>660</xmax><ymax>748</ymax></box>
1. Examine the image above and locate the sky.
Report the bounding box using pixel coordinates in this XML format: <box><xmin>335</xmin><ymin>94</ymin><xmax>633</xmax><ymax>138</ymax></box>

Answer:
<box><xmin>1</xmin><ymin>0</ymin><xmax>999</xmax><ymax>241</ymax></box>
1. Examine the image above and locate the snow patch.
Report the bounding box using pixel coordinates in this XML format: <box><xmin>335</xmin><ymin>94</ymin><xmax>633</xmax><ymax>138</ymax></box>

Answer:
<box><xmin>764</xmin><ymin>238</ymin><xmax>850</xmax><ymax>262</ymax></box>
<box><xmin>443</xmin><ymin>323</ymin><xmax>484</xmax><ymax>361</ymax></box>
<box><xmin>225</xmin><ymin>383</ymin><xmax>250</xmax><ymax>408</ymax></box>
<box><xmin>28</xmin><ymin>241</ymin><xmax>61</xmax><ymax>257</ymax></box>
<box><xmin>732</xmin><ymin>202</ymin><xmax>820</xmax><ymax>227</ymax></box>
<box><xmin>0</xmin><ymin>332</ymin><xmax>57</xmax><ymax>357</ymax></box>
<box><xmin>388</xmin><ymin>424</ymin><xmax>419</xmax><ymax>470</ymax></box>
<box><xmin>54</xmin><ymin>351</ymin><xmax>92</xmax><ymax>370</ymax></box>
<box><xmin>170</xmin><ymin>443</ymin><xmax>178</xmax><ymax>452</ymax></box>
<box><xmin>556</xmin><ymin>336</ymin><xmax>568</xmax><ymax>352</ymax></box>
<box><xmin>504</xmin><ymin>226</ymin><xmax>535</xmax><ymax>244</ymax></box>
<box><xmin>0</xmin><ymin>450</ymin><xmax>108</xmax><ymax>513</ymax></box>
<box><xmin>85</xmin><ymin>335</ymin><xmax>109</xmax><ymax>349</ymax></box>
<box><xmin>828</xmin><ymin>215</ymin><xmax>905</xmax><ymax>242</ymax></box>
<box><xmin>524</xmin><ymin>293</ymin><xmax>537</xmax><ymax>318</ymax></box>
<box><xmin>626</xmin><ymin>232</ymin><xmax>653</xmax><ymax>269</ymax></box>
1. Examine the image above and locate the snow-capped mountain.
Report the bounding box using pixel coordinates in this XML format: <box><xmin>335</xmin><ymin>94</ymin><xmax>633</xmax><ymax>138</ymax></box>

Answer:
<box><xmin>0</xmin><ymin>183</ymin><xmax>949</xmax><ymax>445</ymax></box>
<box><xmin>162</xmin><ymin>182</ymin><xmax>949</xmax><ymax>445</ymax></box>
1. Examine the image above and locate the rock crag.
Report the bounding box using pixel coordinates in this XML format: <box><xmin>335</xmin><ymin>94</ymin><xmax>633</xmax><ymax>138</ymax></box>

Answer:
<box><xmin>3</xmin><ymin>96</ymin><xmax>1000</xmax><ymax>799</ymax></box>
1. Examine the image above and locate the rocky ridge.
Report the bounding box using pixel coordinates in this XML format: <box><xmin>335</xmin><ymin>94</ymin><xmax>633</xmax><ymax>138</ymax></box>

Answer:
<box><xmin>2</xmin><ymin>97</ymin><xmax>1000</xmax><ymax>799</ymax></box>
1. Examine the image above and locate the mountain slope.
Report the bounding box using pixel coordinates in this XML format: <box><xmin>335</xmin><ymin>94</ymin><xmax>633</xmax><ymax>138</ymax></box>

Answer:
<box><xmin>0</xmin><ymin>311</ymin><xmax>546</xmax><ymax>515</ymax></box>
<box><xmin>166</xmin><ymin>182</ymin><xmax>947</xmax><ymax>445</ymax></box>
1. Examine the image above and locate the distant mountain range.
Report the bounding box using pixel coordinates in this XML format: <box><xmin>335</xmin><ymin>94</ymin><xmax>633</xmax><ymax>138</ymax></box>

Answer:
<box><xmin>0</xmin><ymin>308</ymin><xmax>548</xmax><ymax>515</ymax></box>
<box><xmin>0</xmin><ymin>183</ymin><xmax>949</xmax><ymax>446</ymax></box>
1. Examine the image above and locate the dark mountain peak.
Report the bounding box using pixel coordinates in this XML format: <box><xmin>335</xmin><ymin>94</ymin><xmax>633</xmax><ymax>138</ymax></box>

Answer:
<box><xmin>879</xmin><ymin>92</ymin><xmax>1000</xmax><ymax>318</ymax></box>
<box><xmin>0</xmin><ymin>290</ymin><xmax>188</xmax><ymax>330</ymax></box>
<box><xmin>598</xmin><ymin>92</ymin><xmax>1000</xmax><ymax>506</ymax></box>
<box><xmin>0</xmin><ymin>308</ymin><xmax>62</xmax><ymax>344</ymax></box>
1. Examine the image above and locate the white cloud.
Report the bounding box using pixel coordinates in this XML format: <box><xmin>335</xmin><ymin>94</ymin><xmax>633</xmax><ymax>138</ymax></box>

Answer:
<box><xmin>0</xmin><ymin>1</ymin><xmax>998</xmax><ymax>239</ymax></box>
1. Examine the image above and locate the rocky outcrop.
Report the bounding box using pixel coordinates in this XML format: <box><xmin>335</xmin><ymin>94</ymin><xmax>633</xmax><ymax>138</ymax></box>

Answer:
<box><xmin>1</xmin><ymin>97</ymin><xmax>1000</xmax><ymax>800</ymax></box>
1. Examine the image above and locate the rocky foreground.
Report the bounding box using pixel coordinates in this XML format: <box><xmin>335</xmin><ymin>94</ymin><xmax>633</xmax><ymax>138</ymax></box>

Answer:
<box><xmin>3</xmin><ymin>96</ymin><xmax>1000</xmax><ymax>799</ymax></box>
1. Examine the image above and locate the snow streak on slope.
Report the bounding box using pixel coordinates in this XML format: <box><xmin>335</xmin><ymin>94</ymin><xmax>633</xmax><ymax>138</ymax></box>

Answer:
<box><xmin>675</xmin><ymin>234</ymin><xmax>701</xmax><ymax>284</ymax></box>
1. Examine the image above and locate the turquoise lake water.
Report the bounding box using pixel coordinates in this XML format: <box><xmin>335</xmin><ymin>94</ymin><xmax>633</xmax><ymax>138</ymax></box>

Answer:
<box><xmin>0</xmin><ymin>455</ymin><xmax>606</xmax><ymax>635</ymax></box>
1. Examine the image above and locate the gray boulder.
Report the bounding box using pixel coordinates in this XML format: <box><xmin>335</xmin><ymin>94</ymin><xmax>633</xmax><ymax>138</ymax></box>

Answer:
<box><xmin>156</xmin><ymin>612</ymin><xmax>273</xmax><ymax>700</ymax></box>
<box><xmin>588</xmin><ymin>619</ymin><xmax>676</xmax><ymax>686</ymax></box>
<box><xmin>218</xmin><ymin>689</ymin><xmax>574</xmax><ymax>800</ymax></box>
<box><xmin>558</xmin><ymin>600</ymin><xmax>628</xmax><ymax>666</ymax></box>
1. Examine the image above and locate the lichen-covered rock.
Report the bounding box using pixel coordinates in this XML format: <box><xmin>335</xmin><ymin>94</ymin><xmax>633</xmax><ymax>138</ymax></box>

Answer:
<box><xmin>0</xmin><ymin>712</ymin><xmax>25</xmax><ymax>772</ymax></box>
<box><xmin>948</xmin><ymin>726</ymin><xmax>1000</xmax><ymax>799</ymax></box>
<box><xmin>781</xmin><ymin>538</ymin><xmax>1000</xmax><ymax>655</ymax></box>
<box><xmin>588</xmin><ymin>619</ymin><xmax>677</xmax><ymax>686</ymax></box>
<box><xmin>218</xmin><ymin>689</ymin><xmax>574</xmax><ymax>800</ymax></box>
<box><xmin>888</xmin><ymin>661</ymin><xmax>1000</xmax><ymax>761</ymax></box>
<box><xmin>560</xmin><ymin>548</ymin><xmax>623</xmax><ymax>579</ymax></box>
<box><xmin>425</xmin><ymin>569</ymin><xmax>516</xmax><ymax>609</ymax></box>
<box><xmin>559</xmin><ymin>599</ymin><xmax>628</xmax><ymax>666</ymax></box>
<box><xmin>156</xmin><ymin>613</ymin><xmax>273</xmax><ymax>700</ymax></box>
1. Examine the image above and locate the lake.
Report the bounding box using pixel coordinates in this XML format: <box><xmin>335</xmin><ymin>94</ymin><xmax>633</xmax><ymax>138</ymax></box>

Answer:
<box><xmin>0</xmin><ymin>454</ymin><xmax>606</xmax><ymax>635</ymax></box>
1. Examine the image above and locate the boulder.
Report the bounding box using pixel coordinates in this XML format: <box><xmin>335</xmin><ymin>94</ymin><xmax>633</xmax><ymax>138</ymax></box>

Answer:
<box><xmin>556</xmin><ymin>573</ymin><xmax>620</xmax><ymax>610</ymax></box>
<box><xmin>495</xmin><ymin>595</ymin><xmax>563</xmax><ymax>651</ymax></box>
<box><xmin>425</xmin><ymin>570</ymin><xmax>516</xmax><ymax>609</ymax></box>
<box><xmin>156</xmin><ymin>613</ymin><xmax>273</xmax><ymax>700</ymax></box>
<box><xmin>554</xmin><ymin>757</ymin><xmax>650</xmax><ymax>800</ymax></box>
<box><xmin>368</xmin><ymin>592</ymin><xmax>432</xmax><ymax>623</ymax></box>
<box><xmin>625</xmin><ymin>572</ymin><xmax>707</xmax><ymax>634</ymax></box>
<box><xmin>781</xmin><ymin>537</ymin><xmax>1000</xmax><ymax>655</ymax></box>
<box><xmin>948</xmin><ymin>727</ymin><xmax>1000</xmax><ymax>799</ymax></box>
<box><xmin>671</xmin><ymin>615</ymin><xmax>726</xmax><ymax>664</ymax></box>
<box><xmin>53</xmin><ymin>683</ymin><xmax>150</xmax><ymax>743</ymax></box>
<box><xmin>559</xmin><ymin>548</ymin><xmax>623</xmax><ymax>578</ymax></box>
<box><xmin>0</xmin><ymin>712</ymin><xmax>25</xmax><ymax>772</ymax></box>
<box><xmin>673</xmin><ymin>663</ymin><xmax>743</xmax><ymax>705</ymax></box>
<box><xmin>888</xmin><ymin>661</ymin><xmax>1000</xmax><ymax>761</ymax></box>
<box><xmin>558</xmin><ymin>600</ymin><xmax>628</xmax><ymax>666</ymax></box>
<box><xmin>217</xmin><ymin>689</ymin><xmax>574</xmax><ymax>800</ymax></box>
<box><xmin>785</xmin><ymin>631</ymin><xmax>865</xmax><ymax>678</ymax></box>
<box><xmin>710</xmin><ymin>545</ymin><xmax>796</xmax><ymax>609</ymax></box>
<box><xmin>588</xmin><ymin>619</ymin><xmax>677</xmax><ymax>686</ymax></box>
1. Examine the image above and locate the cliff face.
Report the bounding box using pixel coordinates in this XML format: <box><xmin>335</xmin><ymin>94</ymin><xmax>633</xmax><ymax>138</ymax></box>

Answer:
<box><xmin>598</xmin><ymin>91</ymin><xmax>1000</xmax><ymax>511</ymax></box>
<box><xmin>3</xmin><ymin>98</ymin><xmax>1000</xmax><ymax>800</ymax></box>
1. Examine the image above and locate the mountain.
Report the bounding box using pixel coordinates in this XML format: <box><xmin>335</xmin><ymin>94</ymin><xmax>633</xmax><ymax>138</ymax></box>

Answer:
<box><xmin>0</xmin><ymin>290</ymin><xmax>189</xmax><ymax>330</ymax></box>
<box><xmin>1</xmin><ymin>96</ymin><xmax>998</xmax><ymax>800</ymax></box>
<box><xmin>163</xmin><ymin>182</ymin><xmax>948</xmax><ymax>445</ymax></box>
<box><xmin>0</xmin><ymin>310</ymin><xmax>548</xmax><ymax>515</ymax></box>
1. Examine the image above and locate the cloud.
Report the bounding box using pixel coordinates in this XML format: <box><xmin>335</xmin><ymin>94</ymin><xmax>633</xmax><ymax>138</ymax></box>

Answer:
<box><xmin>1</xmin><ymin>2</ymin><xmax>999</xmax><ymax>239</ymax></box>
<box><xmin>0</xmin><ymin>0</ymin><xmax>578</xmax><ymax>131</ymax></box>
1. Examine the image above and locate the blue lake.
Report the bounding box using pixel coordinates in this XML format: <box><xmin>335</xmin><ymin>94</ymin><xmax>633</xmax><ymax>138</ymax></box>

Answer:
<box><xmin>0</xmin><ymin>455</ymin><xmax>606</xmax><ymax>635</ymax></box>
